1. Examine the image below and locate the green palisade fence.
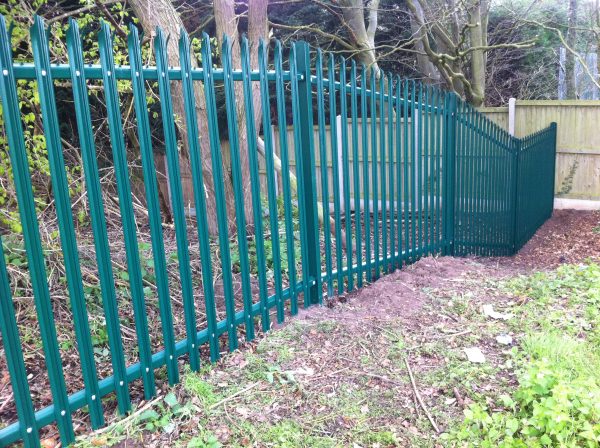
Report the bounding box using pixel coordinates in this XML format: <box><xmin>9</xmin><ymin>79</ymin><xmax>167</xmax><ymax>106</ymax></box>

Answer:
<box><xmin>0</xmin><ymin>15</ymin><xmax>556</xmax><ymax>446</ymax></box>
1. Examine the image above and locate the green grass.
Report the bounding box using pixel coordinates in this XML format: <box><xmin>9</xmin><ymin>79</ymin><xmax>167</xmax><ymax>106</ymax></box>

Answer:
<box><xmin>183</xmin><ymin>372</ymin><xmax>221</xmax><ymax>407</ymax></box>
<box><xmin>223</xmin><ymin>420</ymin><xmax>337</xmax><ymax>448</ymax></box>
<box><xmin>445</xmin><ymin>262</ymin><xmax>600</xmax><ymax>447</ymax></box>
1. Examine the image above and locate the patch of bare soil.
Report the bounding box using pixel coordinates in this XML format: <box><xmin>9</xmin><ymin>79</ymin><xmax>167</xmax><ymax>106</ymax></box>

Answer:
<box><xmin>299</xmin><ymin>256</ymin><xmax>494</xmax><ymax>328</ymax></box>
<box><xmin>482</xmin><ymin>209</ymin><xmax>600</xmax><ymax>270</ymax></box>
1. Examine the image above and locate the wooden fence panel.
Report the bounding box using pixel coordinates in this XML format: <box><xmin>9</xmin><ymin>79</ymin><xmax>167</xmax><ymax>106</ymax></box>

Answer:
<box><xmin>480</xmin><ymin>101</ymin><xmax>600</xmax><ymax>200</ymax></box>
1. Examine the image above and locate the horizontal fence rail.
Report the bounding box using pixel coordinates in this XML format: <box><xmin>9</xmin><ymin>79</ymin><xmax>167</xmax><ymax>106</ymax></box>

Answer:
<box><xmin>0</xmin><ymin>15</ymin><xmax>556</xmax><ymax>446</ymax></box>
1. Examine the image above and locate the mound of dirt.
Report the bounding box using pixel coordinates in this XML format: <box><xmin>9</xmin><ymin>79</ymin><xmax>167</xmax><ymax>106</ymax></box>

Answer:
<box><xmin>297</xmin><ymin>256</ymin><xmax>504</xmax><ymax>333</ymax></box>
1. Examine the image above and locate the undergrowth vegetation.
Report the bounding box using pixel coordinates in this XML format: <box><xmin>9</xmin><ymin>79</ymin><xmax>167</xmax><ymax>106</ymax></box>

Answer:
<box><xmin>447</xmin><ymin>262</ymin><xmax>600</xmax><ymax>447</ymax></box>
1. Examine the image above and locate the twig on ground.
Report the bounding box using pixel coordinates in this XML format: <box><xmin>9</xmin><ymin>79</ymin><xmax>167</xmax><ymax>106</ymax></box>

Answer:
<box><xmin>90</xmin><ymin>394</ymin><xmax>163</xmax><ymax>436</ymax></box>
<box><xmin>436</xmin><ymin>329</ymin><xmax>472</xmax><ymax>339</ymax></box>
<box><xmin>209</xmin><ymin>381</ymin><xmax>260</xmax><ymax>410</ymax></box>
<box><xmin>453</xmin><ymin>387</ymin><xmax>465</xmax><ymax>408</ymax></box>
<box><xmin>412</xmin><ymin>389</ymin><xmax>422</xmax><ymax>418</ymax></box>
<box><xmin>362</xmin><ymin>372</ymin><xmax>403</xmax><ymax>386</ymax></box>
<box><xmin>439</xmin><ymin>313</ymin><xmax>460</xmax><ymax>322</ymax></box>
<box><xmin>404</xmin><ymin>357</ymin><xmax>441</xmax><ymax>434</ymax></box>
<box><xmin>0</xmin><ymin>392</ymin><xmax>14</xmax><ymax>412</ymax></box>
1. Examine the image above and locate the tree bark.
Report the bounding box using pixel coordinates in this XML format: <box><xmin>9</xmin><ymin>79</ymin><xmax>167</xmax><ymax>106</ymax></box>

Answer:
<box><xmin>468</xmin><ymin>0</ymin><xmax>487</xmax><ymax>106</ymax></box>
<box><xmin>248</xmin><ymin>0</ymin><xmax>269</xmax><ymax>123</ymax></box>
<box><xmin>128</xmin><ymin>0</ymin><xmax>221</xmax><ymax>234</ymax></box>
<box><xmin>405</xmin><ymin>0</ymin><xmax>512</xmax><ymax>106</ymax></box>
<box><xmin>213</xmin><ymin>0</ymin><xmax>268</xmax><ymax>228</ymax></box>
<box><xmin>596</xmin><ymin>0</ymin><xmax>600</xmax><ymax>89</ymax></box>
<box><xmin>338</xmin><ymin>0</ymin><xmax>381</xmax><ymax>76</ymax></box>
<box><xmin>407</xmin><ymin>0</ymin><xmax>441</xmax><ymax>83</ymax></box>
<box><xmin>566</xmin><ymin>0</ymin><xmax>578</xmax><ymax>99</ymax></box>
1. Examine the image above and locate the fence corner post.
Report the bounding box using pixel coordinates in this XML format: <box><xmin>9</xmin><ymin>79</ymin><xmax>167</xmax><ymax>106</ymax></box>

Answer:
<box><xmin>293</xmin><ymin>40</ymin><xmax>321</xmax><ymax>306</ymax></box>
<box><xmin>443</xmin><ymin>92</ymin><xmax>457</xmax><ymax>256</ymax></box>
<box><xmin>511</xmin><ymin>137</ymin><xmax>522</xmax><ymax>253</ymax></box>
<box><xmin>549</xmin><ymin>121</ymin><xmax>558</xmax><ymax>215</ymax></box>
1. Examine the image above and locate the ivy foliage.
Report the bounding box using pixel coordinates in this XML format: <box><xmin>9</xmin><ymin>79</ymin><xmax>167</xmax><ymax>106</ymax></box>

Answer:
<box><xmin>0</xmin><ymin>0</ymin><xmax>139</xmax><ymax>232</ymax></box>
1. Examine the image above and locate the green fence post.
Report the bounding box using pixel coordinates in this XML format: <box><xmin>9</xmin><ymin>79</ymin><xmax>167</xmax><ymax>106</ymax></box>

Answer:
<box><xmin>292</xmin><ymin>41</ymin><xmax>321</xmax><ymax>305</ymax></box>
<box><xmin>549</xmin><ymin>122</ymin><xmax>558</xmax><ymax>218</ymax></box>
<box><xmin>154</xmin><ymin>27</ymin><xmax>202</xmax><ymax>368</ymax></box>
<box><xmin>443</xmin><ymin>93</ymin><xmax>457</xmax><ymax>256</ymax></box>
<box><xmin>511</xmin><ymin>137</ymin><xmax>521</xmax><ymax>253</ymax></box>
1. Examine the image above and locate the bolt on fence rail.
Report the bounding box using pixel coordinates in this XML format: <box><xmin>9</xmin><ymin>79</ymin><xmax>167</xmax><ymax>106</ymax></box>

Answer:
<box><xmin>0</xmin><ymin>15</ymin><xmax>556</xmax><ymax>447</ymax></box>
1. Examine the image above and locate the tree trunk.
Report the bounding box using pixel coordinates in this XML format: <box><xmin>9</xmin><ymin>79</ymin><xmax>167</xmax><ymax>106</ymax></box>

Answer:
<box><xmin>468</xmin><ymin>0</ymin><xmax>486</xmax><ymax>106</ymax></box>
<box><xmin>566</xmin><ymin>0</ymin><xmax>578</xmax><ymax>99</ymax></box>
<box><xmin>248</xmin><ymin>0</ymin><xmax>269</xmax><ymax>126</ymax></box>
<box><xmin>339</xmin><ymin>0</ymin><xmax>381</xmax><ymax>76</ymax></box>
<box><xmin>128</xmin><ymin>0</ymin><xmax>221</xmax><ymax>234</ymax></box>
<box><xmin>213</xmin><ymin>0</ymin><xmax>268</xmax><ymax>228</ymax></box>
<box><xmin>408</xmin><ymin>0</ymin><xmax>441</xmax><ymax>83</ymax></box>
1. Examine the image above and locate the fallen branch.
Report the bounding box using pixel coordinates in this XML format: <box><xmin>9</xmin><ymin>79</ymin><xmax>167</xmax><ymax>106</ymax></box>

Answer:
<box><xmin>453</xmin><ymin>387</ymin><xmax>465</xmax><ymax>408</ymax></box>
<box><xmin>257</xmin><ymin>136</ymin><xmax>351</xmax><ymax>251</ymax></box>
<box><xmin>404</xmin><ymin>357</ymin><xmax>440</xmax><ymax>434</ymax></box>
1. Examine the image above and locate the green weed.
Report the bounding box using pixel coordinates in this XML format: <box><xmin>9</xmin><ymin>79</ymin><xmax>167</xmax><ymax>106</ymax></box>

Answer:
<box><xmin>183</xmin><ymin>373</ymin><xmax>220</xmax><ymax>407</ymax></box>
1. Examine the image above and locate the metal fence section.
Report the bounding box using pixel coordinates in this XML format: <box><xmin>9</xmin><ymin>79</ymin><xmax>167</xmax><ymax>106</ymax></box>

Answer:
<box><xmin>453</xmin><ymin>100</ymin><xmax>557</xmax><ymax>256</ymax></box>
<box><xmin>0</xmin><ymin>15</ymin><xmax>557</xmax><ymax>447</ymax></box>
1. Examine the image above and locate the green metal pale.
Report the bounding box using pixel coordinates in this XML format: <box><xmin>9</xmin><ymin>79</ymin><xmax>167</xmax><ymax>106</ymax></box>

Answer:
<box><xmin>154</xmin><ymin>27</ymin><xmax>202</xmax><ymax>370</ymax></box>
<box><xmin>315</xmin><ymin>48</ymin><xmax>333</xmax><ymax>297</ymax></box>
<box><xmin>220</xmin><ymin>35</ymin><xmax>255</xmax><ymax>341</ymax></box>
<box><xmin>239</xmin><ymin>35</ymin><xmax>270</xmax><ymax>329</ymax></box>
<box><xmin>387</xmin><ymin>74</ymin><xmax>395</xmax><ymax>268</ymax></box>
<box><xmin>0</xmin><ymin>15</ymin><xmax>71</xmax><ymax>446</ymax></box>
<box><xmin>327</xmin><ymin>54</ymin><xmax>343</xmax><ymax>293</ymax></box>
<box><xmin>289</xmin><ymin>45</ymin><xmax>310</xmax><ymax>304</ymax></box>
<box><xmin>350</xmin><ymin>61</ymin><xmax>362</xmax><ymax>286</ymax></box>
<box><xmin>98</xmin><ymin>20</ymin><xmax>145</xmax><ymax>410</ymax></box>
<box><xmin>294</xmin><ymin>41</ymin><xmax>322</xmax><ymax>306</ymax></box>
<box><xmin>0</xmin><ymin>237</ymin><xmax>39</xmax><ymax>448</ymax></box>
<box><xmin>360</xmin><ymin>64</ymin><xmax>371</xmax><ymax>280</ymax></box>
<box><xmin>31</xmin><ymin>16</ymin><xmax>102</xmax><ymax>440</ymax></box>
<box><xmin>66</xmin><ymin>19</ymin><xmax>127</xmax><ymax>420</ymax></box>
<box><xmin>423</xmin><ymin>85</ymin><xmax>430</xmax><ymax>255</ymax></box>
<box><xmin>258</xmin><ymin>39</ymin><xmax>286</xmax><ymax>321</ymax></box>
<box><xmin>273</xmin><ymin>40</ymin><xmax>298</xmax><ymax>314</ymax></box>
<box><xmin>339</xmin><ymin>57</ymin><xmax>353</xmax><ymax>291</ymax></box>
<box><xmin>178</xmin><ymin>28</ymin><xmax>221</xmax><ymax>359</ymax></box>
<box><xmin>394</xmin><ymin>76</ymin><xmax>403</xmax><ymax>266</ymax></box>
<box><xmin>200</xmin><ymin>32</ymin><xmax>241</xmax><ymax>347</ymax></box>
<box><xmin>370</xmin><ymin>68</ymin><xmax>379</xmax><ymax>278</ymax></box>
<box><xmin>126</xmin><ymin>24</ymin><xmax>181</xmax><ymax>375</ymax></box>
<box><xmin>402</xmin><ymin>79</ymin><xmax>410</xmax><ymax>264</ymax></box>
<box><xmin>379</xmin><ymin>74</ymin><xmax>387</xmax><ymax>272</ymax></box>
<box><xmin>416</xmin><ymin>82</ymin><xmax>423</xmax><ymax>258</ymax></box>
